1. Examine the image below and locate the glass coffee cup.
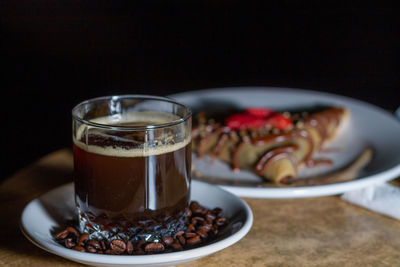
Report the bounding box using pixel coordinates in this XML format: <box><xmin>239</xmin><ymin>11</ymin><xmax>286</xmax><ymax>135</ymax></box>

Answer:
<box><xmin>72</xmin><ymin>95</ymin><xmax>192</xmax><ymax>241</ymax></box>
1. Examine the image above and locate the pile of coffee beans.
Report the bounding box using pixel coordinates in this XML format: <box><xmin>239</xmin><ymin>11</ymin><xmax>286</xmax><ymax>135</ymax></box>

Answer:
<box><xmin>54</xmin><ymin>201</ymin><xmax>227</xmax><ymax>255</ymax></box>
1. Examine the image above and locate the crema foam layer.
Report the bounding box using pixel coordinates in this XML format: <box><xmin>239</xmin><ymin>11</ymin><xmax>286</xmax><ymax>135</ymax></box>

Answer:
<box><xmin>73</xmin><ymin>111</ymin><xmax>190</xmax><ymax>157</ymax></box>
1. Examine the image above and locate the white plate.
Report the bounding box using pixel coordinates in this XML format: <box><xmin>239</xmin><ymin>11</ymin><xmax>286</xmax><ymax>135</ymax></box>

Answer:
<box><xmin>170</xmin><ymin>87</ymin><xmax>400</xmax><ymax>198</ymax></box>
<box><xmin>20</xmin><ymin>180</ymin><xmax>253</xmax><ymax>267</ymax></box>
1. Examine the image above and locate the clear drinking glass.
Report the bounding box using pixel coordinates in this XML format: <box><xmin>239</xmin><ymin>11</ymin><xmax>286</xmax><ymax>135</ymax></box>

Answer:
<box><xmin>72</xmin><ymin>95</ymin><xmax>192</xmax><ymax>241</ymax></box>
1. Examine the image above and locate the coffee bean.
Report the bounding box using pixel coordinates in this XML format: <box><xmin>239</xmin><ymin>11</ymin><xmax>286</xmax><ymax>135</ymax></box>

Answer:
<box><xmin>191</xmin><ymin>216</ymin><xmax>205</xmax><ymax>225</ymax></box>
<box><xmin>126</xmin><ymin>241</ymin><xmax>134</xmax><ymax>254</ymax></box>
<box><xmin>100</xmin><ymin>240</ymin><xmax>107</xmax><ymax>251</ymax></box>
<box><xmin>65</xmin><ymin>238</ymin><xmax>76</xmax><ymax>248</ymax></box>
<box><xmin>189</xmin><ymin>201</ymin><xmax>200</xmax><ymax>210</ymax></box>
<box><xmin>173</xmin><ymin>230</ymin><xmax>184</xmax><ymax>239</ymax></box>
<box><xmin>216</xmin><ymin>217</ymin><xmax>226</xmax><ymax>226</ymax></box>
<box><xmin>86</xmin><ymin>240</ymin><xmax>101</xmax><ymax>250</ymax></box>
<box><xmin>162</xmin><ymin>236</ymin><xmax>174</xmax><ymax>246</ymax></box>
<box><xmin>187</xmin><ymin>208</ymin><xmax>192</xmax><ymax>217</ymax></box>
<box><xmin>136</xmin><ymin>240</ymin><xmax>146</xmax><ymax>249</ymax></box>
<box><xmin>192</xmin><ymin>206</ymin><xmax>205</xmax><ymax>214</ymax></box>
<box><xmin>190</xmin><ymin>202</ymin><xmax>205</xmax><ymax>214</ymax></box>
<box><xmin>198</xmin><ymin>224</ymin><xmax>212</xmax><ymax>233</ymax></box>
<box><xmin>192</xmin><ymin>216</ymin><xmax>205</xmax><ymax>222</ymax></box>
<box><xmin>66</xmin><ymin>227</ymin><xmax>79</xmax><ymax>237</ymax></box>
<box><xmin>73</xmin><ymin>246</ymin><xmax>85</xmax><ymax>252</ymax></box>
<box><xmin>86</xmin><ymin>245</ymin><xmax>97</xmax><ymax>253</ymax></box>
<box><xmin>213</xmin><ymin>207</ymin><xmax>223</xmax><ymax>217</ymax></box>
<box><xmin>55</xmin><ymin>229</ymin><xmax>69</xmax><ymax>240</ymax></box>
<box><xmin>144</xmin><ymin>242</ymin><xmax>165</xmax><ymax>253</ymax></box>
<box><xmin>197</xmin><ymin>229</ymin><xmax>208</xmax><ymax>239</ymax></box>
<box><xmin>185</xmin><ymin>232</ymin><xmax>197</xmax><ymax>238</ymax></box>
<box><xmin>134</xmin><ymin>247</ymin><xmax>145</xmax><ymax>255</ymax></box>
<box><xmin>110</xmin><ymin>239</ymin><xmax>126</xmax><ymax>254</ymax></box>
<box><xmin>171</xmin><ymin>242</ymin><xmax>182</xmax><ymax>250</ymax></box>
<box><xmin>177</xmin><ymin>235</ymin><xmax>186</xmax><ymax>245</ymax></box>
<box><xmin>187</xmin><ymin>223</ymin><xmax>196</xmax><ymax>232</ymax></box>
<box><xmin>78</xmin><ymin>233</ymin><xmax>89</xmax><ymax>246</ymax></box>
<box><xmin>205</xmin><ymin>212</ymin><xmax>216</xmax><ymax>223</ymax></box>
<box><xmin>187</xmin><ymin>235</ymin><xmax>201</xmax><ymax>245</ymax></box>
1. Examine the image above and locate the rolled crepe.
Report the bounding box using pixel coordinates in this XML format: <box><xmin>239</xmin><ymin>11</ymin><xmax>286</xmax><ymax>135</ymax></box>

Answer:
<box><xmin>192</xmin><ymin>107</ymin><xmax>349</xmax><ymax>185</ymax></box>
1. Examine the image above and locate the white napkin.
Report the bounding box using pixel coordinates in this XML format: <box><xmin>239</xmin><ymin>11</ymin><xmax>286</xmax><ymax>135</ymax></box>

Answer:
<box><xmin>341</xmin><ymin>182</ymin><xmax>400</xmax><ymax>220</ymax></box>
<box><xmin>342</xmin><ymin>108</ymin><xmax>400</xmax><ymax>220</ymax></box>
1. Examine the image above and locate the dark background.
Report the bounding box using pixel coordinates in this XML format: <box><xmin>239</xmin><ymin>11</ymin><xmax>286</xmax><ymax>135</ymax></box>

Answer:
<box><xmin>1</xmin><ymin>1</ymin><xmax>399</xmax><ymax>181</ymax></box>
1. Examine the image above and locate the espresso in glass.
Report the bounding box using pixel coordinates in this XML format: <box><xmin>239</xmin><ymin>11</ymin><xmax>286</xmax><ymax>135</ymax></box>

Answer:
<box><xmin>72</xmin><ymin>96</ymin><xmax>191</xmax><ymax>241</ymax></box>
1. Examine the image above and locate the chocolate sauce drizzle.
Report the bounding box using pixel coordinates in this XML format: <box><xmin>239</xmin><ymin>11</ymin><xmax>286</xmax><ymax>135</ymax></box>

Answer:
<box><xmin>255</xmin><ymin>144</ymin><xmax>299</xmax><ymax>175</ymax></box>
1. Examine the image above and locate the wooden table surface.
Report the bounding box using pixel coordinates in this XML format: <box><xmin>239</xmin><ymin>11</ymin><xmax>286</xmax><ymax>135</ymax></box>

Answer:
<box><xmin>1</xmin><ymin>149</ymin><xmax>400</xmax><ymax>266</ymax></box>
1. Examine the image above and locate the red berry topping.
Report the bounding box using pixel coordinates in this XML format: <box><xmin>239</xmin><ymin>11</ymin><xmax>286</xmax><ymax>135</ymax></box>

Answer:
<box><xmin>268</xmin><ymin>114</ymin><xmax>292</xmax><ymax>130</ymax></box>
<box><xmin>225</xmin><ymin>108</ymin><xmax>292</xmax><ymax>130</ymax></box>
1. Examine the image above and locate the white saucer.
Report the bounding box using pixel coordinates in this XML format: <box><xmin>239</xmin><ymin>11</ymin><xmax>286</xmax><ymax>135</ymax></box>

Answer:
<box><xmin>20</xmin><ymin>180</ymin><xmax>253</xmax><ymax>267</ymax></box>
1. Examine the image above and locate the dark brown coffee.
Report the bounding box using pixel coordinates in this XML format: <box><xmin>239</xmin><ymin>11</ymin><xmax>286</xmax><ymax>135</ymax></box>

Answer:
<box><xmin>73</xmin><ymin>117</ymin><xmax>191</xmax><ymax>233</ymax></box>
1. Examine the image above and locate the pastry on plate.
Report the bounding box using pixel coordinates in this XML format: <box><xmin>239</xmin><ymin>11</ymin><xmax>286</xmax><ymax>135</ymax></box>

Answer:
<box><xmin>192</xmin><ymin>107</ymin><xmax>349</xmax><ymax>185</ymax></box>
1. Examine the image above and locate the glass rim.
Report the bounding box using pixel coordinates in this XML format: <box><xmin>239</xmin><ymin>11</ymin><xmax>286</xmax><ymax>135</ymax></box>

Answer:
<box><xmin>72</xmin><ymin>94</ymin><xmax>192</xmax><ymax>131</ymax></box>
